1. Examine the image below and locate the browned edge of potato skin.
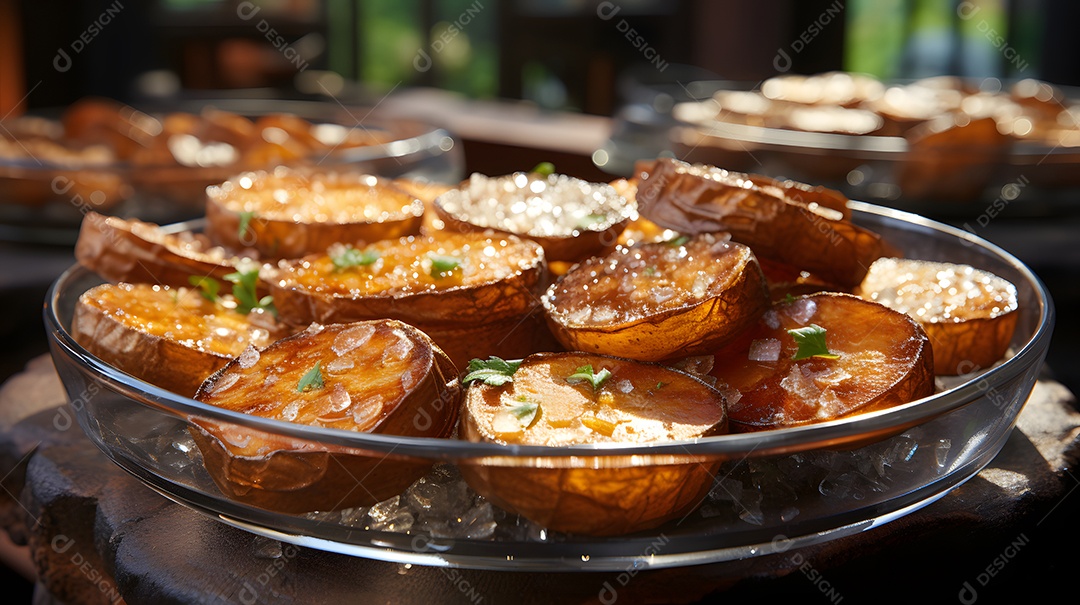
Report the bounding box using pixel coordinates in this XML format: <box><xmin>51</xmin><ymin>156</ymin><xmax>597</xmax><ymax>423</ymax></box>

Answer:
<box><xmin>70</xmin><ymin>289</ymin><xmax>231</xmax><ymax>398</ymax></box>
<box><xmin>190</xmin><ymin>320</ymin><xmax>461</xmax><ymax>514</ymax></box>
<box><xmin>542</xmin><ymin>245</ymin><xmax>770</xmax><ymax>362</ymax></box>
<box><xmin>75</xmin><ymin>211</ymin><xmax>239</xmax><ymax>289</ymax></box>
<box><xmin>432</xmin><ymin>199</ymin><xmax>630</xmax><ymax>264</ymax></box>
<box><xmin>633</xmin><ymin>158</ymin><xmax>886</xmax><ymax>287</ymax></box>
<box><xmin>458</xmin><ymin>351</ymin><xmax>727</xmax><ymax>536</ymax></box>
<box><xmin>204</xmin><ymin>179</ymin><xmax>423</xmax><ymax>260</ymax></box>
<box><xmin>922</xmin><ymin>312</ymin><xmax>1020</xmax><ymax>376</ymax></box>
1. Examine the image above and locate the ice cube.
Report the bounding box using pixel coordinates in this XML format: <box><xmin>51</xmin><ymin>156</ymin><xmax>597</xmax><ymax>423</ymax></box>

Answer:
<box><xmin>332</xmin><ymin>324</ymin><xmax>376</xmax><ymax>356</ymax></box>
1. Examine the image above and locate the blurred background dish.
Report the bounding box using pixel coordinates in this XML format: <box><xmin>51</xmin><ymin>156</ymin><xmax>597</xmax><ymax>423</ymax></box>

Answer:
<box><xmin>0</xmin><ymin>96</ymin><xmax>462</xmax><ymax>244</ymax></box>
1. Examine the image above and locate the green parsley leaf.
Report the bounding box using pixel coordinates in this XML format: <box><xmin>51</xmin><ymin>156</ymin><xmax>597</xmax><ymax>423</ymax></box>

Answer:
<box><xmin>643</xmin><ymin>266</ymin><xmax>658</xmax><ymax>277</ymax></box>
<box><xmin>782</xmin><ymin>293</ymin><xmax>797</xmax><ymax>304</ymax></box>
<box><xmin>463</xmin><ymin>357</ymin><xmax>522</xmax><ymax>386</ymax></box>
<box><xmin>666</xmin><ymin>234</ymin><xmax>691</xmax><ymax>247</ymax></box>
<box><xmin>297</xmin><ymin>361</ymin><xmax>325</xmax><ymax>392</ymax></box>
<box><xmin>331</xmin><ymin>246</ymin><xmax>380</xmax><ymax>272</ymax></box>
<box><xmin>224</xmin><ymin>267</ymin><xmax>276</xmax><ymax>316</ymax></box>
<box><xmin>187</xmin><ymin>275</ymin><xmax>220</xmax><ymax>303</ymax></box>
<box><xmin>530</xmin><ymin>162</ymin><xmax>556</xmax><ymax>176</ymax></box>
<box><xmin>787</xmin><ymin>324</ymin><xmax>840</xmax><ymax>361</ymax></box>
<box><xmin>492</xmin><ymin>398</ymin><xmax>541</xmax><ymax>433</ymax></box>
<box><xmin>507</xmin><ymin>399</ymin><xmax>540</xmax><ymax>425</ymax></box>
<box><xmin>566</xmin><ymin>364</ymin><xmax>613</xmax><ymax>391</ymax></box>
<box><xmin>238</xmin><ymin>211</ymin><xmax>256</xmax><ymax>241</ymax></box>
<box><xmin>655</xmin><ymin>381</ymin><xmax>666</xmax><ymax>390</ymax></box>
<box><xmin>429</xmin><ymin>253</ymin><xmax>461</xmax><ymax>279</ymax></box>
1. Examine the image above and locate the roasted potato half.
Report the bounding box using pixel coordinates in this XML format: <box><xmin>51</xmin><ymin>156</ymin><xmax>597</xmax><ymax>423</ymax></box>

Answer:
<box><xmin>75</xmin><ymin>211</ymin><xmax>248</xmax><ymax>289</ymax></box>
<box><xmin>633</xmin><ymin>158</ymin><xmax>886</xmax><ymax>287</ymax></box>
<box><xmin>710</xmin><ymin>293</ymin><xmax>934</xmax><ymax>431</ymax></box>
<box><xmin>433</xmin><ymin>171</ymin><xmax>634</xmax><ymax>263</ymax></box>
<box><xmin>543</xmin><ymin>233</ymin><xmax>769</xmax><ymax>361</ymax></box>
<box><xmin>192</xmin><ymin>320</ymin><xmax>461</xmax><ymax>514</ymax></box>
<box><xmin>459</xmin><ymin>352</ymin><xmax>727</xmax><ymax>536</ymax></box>
<box><xmin>71</xmin><ymin>283</ymin><xmax>283</xmax><ymax>397</ymax></box>
<box><xmin>270</xmin><ymin>232</ymin><xmax>549</xmax><ymax>368</ymax></box>
<box><xmin>205</xmin><ymin>168</ymin><xmax>424</xmax><ymax>259</ymax></box>
<box><xmin>856</xmin><ymin>257</ymin><xmax>1019</xmax><ymax>375</ymax></box>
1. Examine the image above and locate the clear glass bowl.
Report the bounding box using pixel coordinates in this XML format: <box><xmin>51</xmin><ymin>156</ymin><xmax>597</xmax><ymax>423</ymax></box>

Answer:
<box><xmin>44</xmin><ymin>202</ymin><xmax>1054</xmax><ymax>571</ymax></box>
<box><xmin>0</xmin><ymin>99</ymin><xmax>463</xmax><ymax>244</ymax></box>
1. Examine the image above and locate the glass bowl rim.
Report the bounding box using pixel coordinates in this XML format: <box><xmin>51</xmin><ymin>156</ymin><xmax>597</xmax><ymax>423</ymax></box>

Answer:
<box><xmin>43</xmin><ymin>200</ymin><xmax>1056</xmax><ymax>461</ymax></box>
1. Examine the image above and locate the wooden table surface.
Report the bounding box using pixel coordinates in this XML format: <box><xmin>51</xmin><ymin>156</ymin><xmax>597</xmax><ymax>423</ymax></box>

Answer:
<box><xmin>1</xmin><ymin>354</ymin><xmax>1078</xmax><ymax>604</ymax></box>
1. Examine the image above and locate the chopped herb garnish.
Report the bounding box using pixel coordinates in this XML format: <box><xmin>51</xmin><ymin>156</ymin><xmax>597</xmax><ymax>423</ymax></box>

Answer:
<box><xmin>238</xmin><ymin>211</ymin><xmax>255</xmax><ymax>241</ymax></box>
<box><xmin>463</xmin><ymin>357</ymin><xmax>521</xmax><ymax>386</ymax></box>
<box><xmin>787</xmin><ymin>324</ymin><xmax>840</xmax><ymax>360</ymax></box>
<box><xmin>331</xmin><ymin>245</ymin><xmax>380</xmax><ymax>272</ymax></box>
<box><xmin>297</xmin><ymin>361</ymin><xmax>325</xmax><ymax>392</ymax></box>
<box><xmin>655</xmin><ymin>381</ymin><xmax>666</xmax><ymax>390</ymax></box>
<box><xmin>782</xmin><ymin>293</ymin><xmax>797</xmax><ymax>304</ymax></box>
<box><xmin>506</xmin><ymin>399</ymin><xmax>539</xmax><ymax>425</ymax></box>
<box><xmin>224</xmin><ymin>267</ymin><xmax>276</xmax><ymax>316</ymax></box>
<box><xmin>530</xmin><ymin>161</ymin><xmax>556</xmax><ymax>176</ymax></box>
<box><xmin>492</xmin><ymin>398</ymin><xmax>540</xmax><ymax>433</ymax></box>
<box><xmin>429</xmin><ymin>254</ymin><xmax>461</xmax><ymax>279</ymax></box>
<box><xmin>666</xmin><ymin>235</ymin><xmax>691</xmax><ymax>247</ymax></box>
<box><xmin>187</xmin><ymin>275</ymin><xmax>221</xmax><ymax>303</ymax></box>
<box><xmin>643</xmin><ymin>266</ymin><xmax>658</xmax><ymax>277</ymax></box>
<box><xmin>566</xmin><ymin>364</ymin><xmax>613</xmax><ymax>392</ymax></box>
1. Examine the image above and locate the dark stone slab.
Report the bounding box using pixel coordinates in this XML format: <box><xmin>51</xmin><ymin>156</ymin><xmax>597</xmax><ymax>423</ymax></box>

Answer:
<box><xmin>3</xmin><ymin>356</ymin><xmax>1079</xmax><ymax>605</ymax></box>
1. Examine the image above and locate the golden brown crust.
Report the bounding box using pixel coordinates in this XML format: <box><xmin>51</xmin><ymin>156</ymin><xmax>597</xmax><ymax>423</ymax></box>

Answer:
<box><xmin>710</xmin><ymin>292</ymin><xmax>935</xmax><ymax>431</ymax></box>
<box><xmin>71</xmin><ymin>283</ymin><xmax>280</xmax><ymax>397</ymax></box>
<box><xmin>633</xmin><ymin>158</ymin><xmax>885</xmax><ymax>287</ymax></box>
<box><xmin>204</xmin><ymin>169</ymin><xmax>424</xmax><ymax>259</ymax></box>
<box><xmin>74</xmin><ymin>211</ymin><xmax>244</xmax><ymax>289</ymax></box>
<box><xmin>192</xmin><ymin>320</ymin><xmax>461</xmax><ymax>513</ymax></box>
<box><xmin>856</xmin><ymin>257</ymin><xmax>1019</xmax><ymax>375</ymax></box>
<box><xmin>543</xmin><ymin>234</ymin><xmax>769</xmax><ymax>361</ymax></box>
<box><xmin>459</xmin><ymin>351</ymin><xmax>726</xmax><ymax>535</ymax></box>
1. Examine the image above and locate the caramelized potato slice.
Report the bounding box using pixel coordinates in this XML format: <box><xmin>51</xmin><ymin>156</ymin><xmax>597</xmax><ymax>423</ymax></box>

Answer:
<box><xmin>272</xmin><ymin>232</ymin><xmax>545</xmax><ymax>327</ymax></box>
<box><xmin>460</xmin><ymin>352</ymin><xmax>727</xmax><ymax>536</ymax></box>
<box><xmin>856</xmin><ymin>258</ymin><xmax>1019</xmax><ymax>375</ymax></box>
<box><xmin>433</xmin><ymin>171</ymin><xmax>634</xmax><ymax>262</ymax></box>
<box><xmin>192</xmin><ymin>320</ymin><xmax>460</xmax><ymax>513</ymax></box>
<box><xmin>205</xmin><ymin>168</ymin><xmax>424</xmax><ymax>259</ymax></box>
<box><xmin>543</xmin><ymin>233</ymin><xmax>769</xmax><ymax>361</ymax></box>
<box><xmin>633</xmin><ymin>158</ymin><xmax>886</xmax><ymax>287</ymax></box>
<box><xmin>270</xmin><ymin>232</ymin><xmax>548</xmax><ymax>368</ymax></box>
<box><xmin>75</xmin><ymin>211</ymin><xmax>248</xmax><ymax>288</ymax></box>
<box><xmin>72</xmin><ymin>283</ymin><xmax>283</xmax><ymax>397</ymax></box>
<box><xmin>710</xmin><ymin>293</ymin><xmax>934</xmax><ymax>431</ymax></box>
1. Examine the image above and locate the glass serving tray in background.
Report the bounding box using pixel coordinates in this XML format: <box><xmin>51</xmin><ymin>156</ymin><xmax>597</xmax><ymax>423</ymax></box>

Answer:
<box><xmin>598</xmin><ymin>77</ymin><xmax>1080</xmax><ymax>217</ymax></box>
<box><xmin>0</xmin><ymin>98</ymin><xmax>463</xmax><ymax>245</ymax></box>
<box><xmin>43</xmin><ymin>202</ymin><xmax>1053</xmax><ymax>571</ymax></box>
